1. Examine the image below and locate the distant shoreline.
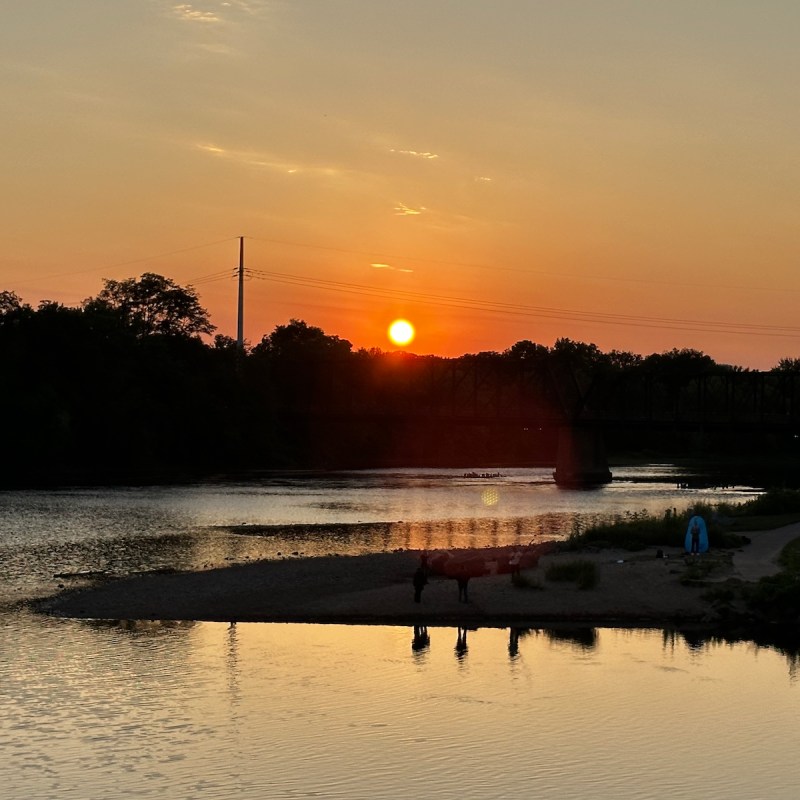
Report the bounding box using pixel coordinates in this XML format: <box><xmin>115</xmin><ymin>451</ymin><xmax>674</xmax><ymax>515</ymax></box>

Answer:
<box><xmin>5</xmin><ymin>456</ymin><xmax>797</xmax><ymax>492</ymax></box>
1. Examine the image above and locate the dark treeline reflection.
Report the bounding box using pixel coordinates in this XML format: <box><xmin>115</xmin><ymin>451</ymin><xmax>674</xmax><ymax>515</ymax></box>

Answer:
<box><xmin>3</xmin><ymin>275</ymin><xmax>800</xmax><ymax>487</ymax></box>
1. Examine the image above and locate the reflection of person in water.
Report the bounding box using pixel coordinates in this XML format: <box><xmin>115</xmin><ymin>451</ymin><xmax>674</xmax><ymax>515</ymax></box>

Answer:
<box><xmin>455</xmin><ymin>627</ymin><xmax>469</xmax><ymax>657</ymax></box>
<box><xmin>509</xmin><ymin>627</ymin><xmax>520</xmax><ymax>657</ymax></box>
<box><xmin>412</xmin><ymin>624</ymin><xmax>430</xmax><ymax>651</ymax></box>
<box><xmin>413</xmin><ymin>566</ymin><xmax>428</xmax><ymax>603</ymax></box>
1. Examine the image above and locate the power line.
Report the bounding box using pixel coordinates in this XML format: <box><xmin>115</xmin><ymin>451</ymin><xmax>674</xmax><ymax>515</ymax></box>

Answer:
<box><xmin>7</xmin><ymin>232</ymin><xmax>800</xmax><ymax>341</ymax></box>
<box><xmin>186</xmin><ymin>269</ymin><xmax>238</xmax><ymax>286</ymax></box>
<box><xmin>4</xmin><ymin>237</ymin><xmax>238</xmax><ymax>288</ymax></box>
<box><xmin>246</xmin><ymin>267</ymin><xmax>800</xmax><ymax>339</ymax></box>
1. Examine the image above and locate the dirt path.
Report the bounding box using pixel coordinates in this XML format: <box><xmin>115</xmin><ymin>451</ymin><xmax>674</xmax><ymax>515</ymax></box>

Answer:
<box><xmin>731</xmin><ymin>522</ymin><xmax>800</xmax><ymax>581</ymax></box>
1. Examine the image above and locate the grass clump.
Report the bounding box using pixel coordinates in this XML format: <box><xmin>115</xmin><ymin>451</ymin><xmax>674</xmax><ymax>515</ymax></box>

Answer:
<box><xmin>778</xmin><ymin>537</ymin><xmax>800</xmax><ymax>574</ymax></box>
<box><xmin>680</xmin><ymin>557</ymin><xmax>719</xmax><ymax>585</ymax></box>
<box><xmin>720</xmin><ymin>537</ymin><xmax>800</xmax><ymax>625</ymax></box>
<box><xmin>737</xmin><ymin>489</ymin><xmax>800</xmax><ymax>517</ymax></box>
<box><xmin>747</xmin><ymin>535</ymin><xmax>800</xmax><ymax>622</ymax></box>
<box><xmin>566</xmin><ymin>508</ymin><xmax>686</xmax><ymax>552</ymax></box>
<box><xmin>511</xmin><ymin>571</ymin><xmax>542</xmax><ymax>589</ymax></box>
<box><xmin>565</xmin><ymin>503</ymin><xmax>754</xmax><ymax>553</ymax></box>
<box><xmin>722</xmin><ymin>489</ymin><xmax>800</xmax><ymax>532</ymax></box>
<box><xmin>744</xmin><ymin>572</ymin><xmax>800</xmax><ymax>623</ymax></box>
<box><xmin>545</xmin><ymin>559</ymin><xmax>598</xmax><ymax>590</ymax></box>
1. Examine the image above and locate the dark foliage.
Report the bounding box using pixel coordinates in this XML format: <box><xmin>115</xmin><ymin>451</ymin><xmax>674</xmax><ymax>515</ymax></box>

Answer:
<box><xmin>4</xmin><ymin>275</ymin><xmax>800</xmax><ymax>485</ymax></box>
<box><xmin>545</xmin><ymin>560</ymin><xmax>598</xmax><ymax>589</ymax></box>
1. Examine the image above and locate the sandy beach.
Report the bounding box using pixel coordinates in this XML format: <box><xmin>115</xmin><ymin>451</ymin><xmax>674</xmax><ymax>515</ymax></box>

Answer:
<box><xmin>38</xmin><ymin>523</ymin><xmax>800</xmax><ymax>627</ymax></box>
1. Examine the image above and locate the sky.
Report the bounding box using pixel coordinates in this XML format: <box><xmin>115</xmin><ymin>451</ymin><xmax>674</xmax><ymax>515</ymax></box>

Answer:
<box><xmin>2</xmin><ymin>1</ymin><xmax>800</xmax><ymax>367</ymax></box>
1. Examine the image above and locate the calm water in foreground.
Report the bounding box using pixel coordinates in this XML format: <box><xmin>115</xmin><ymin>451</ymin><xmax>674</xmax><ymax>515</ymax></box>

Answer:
<box><xmin>2</xmin><ymin>466</ymin><xmax>799</xmax><ymax>799</ymax></box>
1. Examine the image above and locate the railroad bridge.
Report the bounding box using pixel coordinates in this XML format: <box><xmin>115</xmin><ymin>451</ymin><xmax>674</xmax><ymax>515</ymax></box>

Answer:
<box><xmin>279</xmin><ymin>359</ymin><xmax>800</xmax><ymax>483</ymax></box>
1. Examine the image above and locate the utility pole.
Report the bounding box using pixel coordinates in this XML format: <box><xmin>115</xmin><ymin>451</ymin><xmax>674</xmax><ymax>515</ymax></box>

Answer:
<box><xmin>237</xmin><ymin>235</ymin><xmax>245</xmax><ymax>351</ymax></box>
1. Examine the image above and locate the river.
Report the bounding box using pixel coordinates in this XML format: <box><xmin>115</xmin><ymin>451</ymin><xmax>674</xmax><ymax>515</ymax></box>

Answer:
<box><xmin>3</xmin><ymin>465</ymin><xmax>799</xmax><ymax>799</ymax></box>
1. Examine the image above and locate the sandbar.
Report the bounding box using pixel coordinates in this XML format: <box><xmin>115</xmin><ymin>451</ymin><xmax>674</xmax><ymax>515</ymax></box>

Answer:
<box><xmin>38</xmin><ymin>524</ymin><xmax>800</xmax><ymax>627</ymax></box>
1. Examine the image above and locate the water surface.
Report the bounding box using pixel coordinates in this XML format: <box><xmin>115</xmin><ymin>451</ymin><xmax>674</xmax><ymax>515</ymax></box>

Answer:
<box><xmin>2</xmin><ymin>615</ymin><xmax>798</xmax><ymax>800</ymax></box>
<box><xmin>2</xmin><ymin>466</ymin><xmax>789</xmax><ymax>799</ymax></box>
<box><xmin>0</xmin><ymin>465</ymin><xmax>759</xmax><ymax>607</ymax></box>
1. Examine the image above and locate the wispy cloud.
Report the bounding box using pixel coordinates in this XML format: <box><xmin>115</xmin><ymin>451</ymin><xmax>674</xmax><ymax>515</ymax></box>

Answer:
<box><xmin>220</xmin><ymin>0</ymin><xmax>263</xmax><ymax>13</ymax></box>
<box><xmin>370</xmin><ymin>263</ymin><xmax>414</xmax><ymax>273</ymax></box>
<box><xmin>170</xmin><ymin>1</ymin><xmax>268</xmax><ymax>24</ymax></box>
<box><xmin>394</xmin><ymin>203</ymin><xmax>425</xmax><ymax>216</ymax></box>
<box><xmin>172</xmin><ymin>4</ymin><xmax>220</xmax><ymax>22</ymax></box>
<box><xmin>390</xmin><ymin>148</ymin><xmax>439</xmax><ymax>160</ymax></box>
<box><xmin>475</xmin><ymin>176</ymin><xmax>492</xmax><ymax>182</ymax></box>
<box><xmin>195</xmin><ymin>142</ymin><xmax>341</xmax><ymax>177</ymax></box>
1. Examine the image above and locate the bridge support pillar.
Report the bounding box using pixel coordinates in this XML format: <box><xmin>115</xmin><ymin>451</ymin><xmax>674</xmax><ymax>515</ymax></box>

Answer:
<box><xmin>553</xmin><ymin>426</ymin><xmax>612</xmax><ymax>487</ymax></box>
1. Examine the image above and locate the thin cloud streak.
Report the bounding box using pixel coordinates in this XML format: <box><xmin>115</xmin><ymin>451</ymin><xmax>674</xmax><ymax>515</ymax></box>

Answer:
<box><xmin>390</xmin><ymin>148</ymin><xmax>439</xmax><ymax>160</ymax></box>
<box><xmin>394</xmin><ymin>203</ymin><xmax>425</xmax><ymax>216</ymax></box>
<box><xmin>370</xmin><ymin>263</ymin><xmax>414</xmax><ymax>273</ymax></box>
<box><xmin>195</xmin><ymin>142</ymin><xmax>342</xmax><ymax>177</ymax></box>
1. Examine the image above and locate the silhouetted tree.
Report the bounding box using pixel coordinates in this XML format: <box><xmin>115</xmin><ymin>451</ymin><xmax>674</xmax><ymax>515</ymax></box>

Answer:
<box><xmin>643</xmin><ymin>348</ymin><xmax>716</xmax><ymax>382</ymax></box>
<box><xmin>606</xmin><ymin>349</ymin><xmax>643</xmax><ymax>371</ymax></box>
<box><xmin>551</xmin><ymin>338</ymin><xmax>608</xmax><ymax>370</ymax></box>
<box><xmin>213</xmin><ymin>334</ymin><xmax>239</xmax><ymax>351</ymax></box>
<box><xmin>773</xmin><ymin>358</ymin><xmax>800</xmax><ymax>373</ymax></box>
<box><xmin>253</xmin><ymin>319</ymin><xmax>352</xmax><ymax>359</ymax></box>
<box><xmin>0</xmin><ymin>290</ymin><xmax>29</xmax><ymax>319</ymax></box>
<box><xmin>504</xmin><ymin>339</ymin><xmax>549</xmax><ymax>363</ymax></box>
<box><xmin>84</xmin><ymin>273</ymin><xmax>214</xmax><ymax>338</ymax></box>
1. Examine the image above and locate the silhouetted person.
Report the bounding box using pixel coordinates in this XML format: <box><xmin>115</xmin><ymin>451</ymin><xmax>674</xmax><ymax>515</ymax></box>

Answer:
<box><xmin>457</xmin><ymin>574</ymin><xmax>470</xmax><ymax>602</ymax></box>
<box><xmin>690</xmin><ymin>519</ymin><xmax>701</xmax><ymax>554</ymax></box>
<box><xmin>413</xmin><ymin>566</ymin><xmax>428</xmax><ymax>603</ymax></box>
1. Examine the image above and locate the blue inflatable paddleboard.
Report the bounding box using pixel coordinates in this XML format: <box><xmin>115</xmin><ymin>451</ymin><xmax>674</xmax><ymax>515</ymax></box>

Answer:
<box><xmin>685</xmin><ymin>515</ymin><xmax>709</xmax><ymax>553</ymax></box>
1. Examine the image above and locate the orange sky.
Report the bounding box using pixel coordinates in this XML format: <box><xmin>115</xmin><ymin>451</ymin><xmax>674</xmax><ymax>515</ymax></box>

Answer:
<box><xmin>3</xmin><ymin>1</ymin><xmax>800</xmax><ymax>367</ymax></box>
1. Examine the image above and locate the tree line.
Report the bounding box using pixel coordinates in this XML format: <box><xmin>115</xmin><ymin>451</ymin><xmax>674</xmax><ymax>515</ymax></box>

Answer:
<box><xmin>1</xmin><ymin>274</ymin><xmax>797</xmax><ymax>486</ymax></box>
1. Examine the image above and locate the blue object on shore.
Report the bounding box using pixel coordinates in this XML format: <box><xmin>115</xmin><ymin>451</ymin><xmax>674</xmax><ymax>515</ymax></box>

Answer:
<box><xmin>685</xmin><ymin>515</ymin><xmax>709</xmax><ymax>553</ymax></box>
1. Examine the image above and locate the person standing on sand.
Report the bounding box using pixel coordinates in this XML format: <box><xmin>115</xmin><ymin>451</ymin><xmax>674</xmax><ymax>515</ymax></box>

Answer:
<box><xmin>690</xmin><ymin>519</ymin><xmax>701</xmax><ymax>554</ymax></box>
<box><xmin>684</xmin><ymin>509</ymin><xmax>707</xmax><ymax>555</ymax></box>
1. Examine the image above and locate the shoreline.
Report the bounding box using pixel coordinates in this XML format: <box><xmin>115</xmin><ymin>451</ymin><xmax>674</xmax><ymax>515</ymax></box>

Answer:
<box><xmin>37</xmin><ymin>524</ymin><xmax>800</xmax><ymax>629</ymax></box>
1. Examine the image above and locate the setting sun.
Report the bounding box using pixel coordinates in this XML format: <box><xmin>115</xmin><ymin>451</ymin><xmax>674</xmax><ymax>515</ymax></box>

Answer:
<box><xmin>388</xmin><ymin>319</ymin><xmax>415</xmax><ymax>347</ymax></box>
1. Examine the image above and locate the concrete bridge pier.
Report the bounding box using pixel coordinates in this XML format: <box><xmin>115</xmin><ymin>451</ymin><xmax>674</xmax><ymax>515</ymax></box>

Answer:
<box><xmin>553</xmin><ymin>426</ymin><xmax>612</xmax><ymax>487</ymax></box>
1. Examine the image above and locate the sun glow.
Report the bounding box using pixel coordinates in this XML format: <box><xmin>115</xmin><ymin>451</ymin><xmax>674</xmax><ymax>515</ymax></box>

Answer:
<box><xmin>388</xmin><ymin>319</ymin><xmax>415</xmax><ymax>347</ymax></box>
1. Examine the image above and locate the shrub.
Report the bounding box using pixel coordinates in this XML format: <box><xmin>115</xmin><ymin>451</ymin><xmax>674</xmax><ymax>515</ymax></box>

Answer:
<box><xmin>545</xmin><ymin>560</ymin><xmax>598</xmax><ymax>590</ymax></box>
<box><xmin>566</xmin><ymin>508</ymin><xmax>684</xmax><ymax>551</ymax></box>
<box><xmin>680</xmin><ymin>558</ymin><xmax>717</xmax><ymax>585</ymax></box>
<box><xmin>778</xmin><ymin>537</ymin><xmax>800</xmax><ymax>574</ymax></box>
<box><xmin>511</xmin><ymin>571</ymin><xmax>542</xmax><ymax>589</ymax></box>
<box><xmin>565</xmin><ymin>504</ymin><xmax>751</xmax><ymax>552</ymax></box>
<box><xmin>744</xmin><ymin>573</ymin><xmax>800</xmax><ymax>622</ymax></box>
<box><xmin>737</xmin><ymin>489</ymin><xmax>800</xmax><ymax>517</ymax></box>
